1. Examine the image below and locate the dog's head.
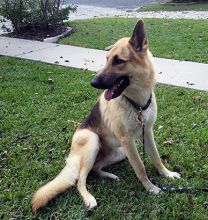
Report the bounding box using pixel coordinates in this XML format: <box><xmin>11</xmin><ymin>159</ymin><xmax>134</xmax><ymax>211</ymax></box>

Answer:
<box><xmin>91</xmin><ymin>20</ymin><xmax>155</xmax><ymax>101</ymax></box>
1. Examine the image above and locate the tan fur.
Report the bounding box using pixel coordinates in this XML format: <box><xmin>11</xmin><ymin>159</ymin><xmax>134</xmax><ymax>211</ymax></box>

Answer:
<box><xmin>32</xmin><ymin>20</ymin><xmax>180</xmax><ymax>213</ymax></box>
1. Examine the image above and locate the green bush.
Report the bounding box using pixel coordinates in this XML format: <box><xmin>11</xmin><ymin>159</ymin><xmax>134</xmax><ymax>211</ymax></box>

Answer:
<box><xmin>0</xmin><ymin>0</ymin><xmax>76</xmax><ymax>33</ymax></box>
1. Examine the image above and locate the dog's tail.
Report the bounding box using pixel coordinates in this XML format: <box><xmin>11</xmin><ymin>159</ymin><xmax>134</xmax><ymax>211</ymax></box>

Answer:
<box><xmin>31</xmin><ymin>155</ymin><xmax>80</xmax><ymax>213</ymax></box>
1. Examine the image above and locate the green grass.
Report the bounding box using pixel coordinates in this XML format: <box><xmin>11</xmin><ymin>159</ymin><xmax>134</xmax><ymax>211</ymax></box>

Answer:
<box><xmin>59</xmin><ymin>18</ymin><xmax>208</xmax><ymax>64</ymax></box>
<box><xmin>0</xmin><ymin>56</ymin><xmax>208</xmax><ymax>219</ymax></box>
<box><xmin>138</xmin><ymin>3</ymin><xmax>208</xmax><ymax>12</ymax></box>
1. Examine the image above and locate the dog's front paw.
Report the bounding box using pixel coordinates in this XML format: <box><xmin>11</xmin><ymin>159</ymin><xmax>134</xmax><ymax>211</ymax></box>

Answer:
<box><xmin>148</xmin><ymin>185</ymin><xmax>161</xmax><ymax>195</ymax></box>
<box><xmin>84</xmin><ymin>195</ymin><xmax>97</xmax><ymax>211</ymax></box>
<box><xmin>143</xmin><ymin>181</ymin><xmax>161</xmax><ymax>194</ymax></box>
<box><xmin>162</xmin><ymin>170</ymin><xmax>181</xmax><ymax>179</ymax></box>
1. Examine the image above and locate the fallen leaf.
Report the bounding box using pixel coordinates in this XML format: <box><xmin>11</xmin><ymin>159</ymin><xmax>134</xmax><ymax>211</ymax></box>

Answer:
<box><xmin>54</xmin><ymin>61</ymin><xmax>59</xmax><ymax>64</ymax></box>
<box><xmin>129</xmin><ymin>191</ymin><xmax>136</xmax><ymax>197</ymax></box>
<box><xmin>22</xmin><ymin>147</ymin><xmax>30</xmax><ymax>151</ymax></box>
<box><xmin>164</xmin><ymin>138</ymin><xmax>173</xmax><ymax>146</ymax></box>
<box><xmin>158</xmin><ymin>125</ymin><xmax>163</xmax><ymax>130</ymax></box>
<box><xmin>0</xmin><ymin>150</ymin><xmax>8</xmax><ymax>157</ymax></box>
<box><xmin>192</xmin><ymin>96</ymin><xmax>202</xmax><ymax>102</ymax></box>
<box><xmin>123</xmin><ymin>203</ymin><xmax>131</xmax><ymax>213</ymax></box>
<box><xmin>192</xmin><ymin>123</ymin><xmax>197</xmax><ymax>129</ymax></box>
<box><xmin>198</xmin><ymin>144</ymin><xmax>203</xmax><ymax>148</ymax></box>
<box><xmin>62</xmin><ymin>150</ymin><xmax>67</xmax><ymax>155</ymax></box>
<box><xmin>161</xmin><ymin>155</ymin><xmax>170</xmax><ymax>164</ymax></box>
<box><xmin>62</xmin><ymin>126</ymin><xmax>67</xmax><ymax>132</ymax></box>
<box><xmin>48</xmin><ymin>78</ymin><xmax>54</xmax><ymax>84</ymax></box>
<box><xmin>204</xmin><ymin>202</ymin><xmax>208</xmax><ymax>209</ymax></box>
<box><xmin>187</xmin><ymin>82</ymin><xmax>195</xmax><ymax>86</ymax></box>
<box><xmin>0</xmin><ymin>158</ymin><xmax>8</xmax><ymax>168</ymax></box>
<box><xmin>65</xmin><ymin>60</ymin><xmax>70</xmax><ymax>62</ymax></box>
<box><xmin>188</xmin><ymin>194</ymin><xmax>193</xmax><ymax>206</ymax></box>
<box><xmin>34</xmin><ymin>145</ymin><xmax>40</xmax><ymax>152</ymax></box>
<box><xmin>177</xmin><ymin>92</ymin><xmax>184</xmax><ymax>96</ymax></box>
<box><xmin>15</xmin><ymin>135</ymin><xmax>31</xmax><ymax>143</ymax></box>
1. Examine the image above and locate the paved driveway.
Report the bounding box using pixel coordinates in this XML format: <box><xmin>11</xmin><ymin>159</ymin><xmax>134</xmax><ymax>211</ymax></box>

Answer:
<box><xmin>68</xmin><ymin>0</ymin><xmax>165</xmax><ymax>9</ymax></box>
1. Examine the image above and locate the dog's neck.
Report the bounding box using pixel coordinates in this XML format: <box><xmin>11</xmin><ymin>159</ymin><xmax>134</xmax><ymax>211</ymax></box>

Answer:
<box><xmin>123</xmin><ymin>85</ymin><xmax>154</xmax><ymax>107</ymax></box>
<box><xmin>123</xmin><ymin>50</ymin><xmax>156</xmax><ymax>107</ymax></box>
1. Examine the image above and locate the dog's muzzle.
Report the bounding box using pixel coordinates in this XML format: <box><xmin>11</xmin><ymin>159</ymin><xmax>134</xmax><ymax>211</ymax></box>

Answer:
<box><xmin>91</xmin><ymin>73</ymin><xmax>129</xmax><ymax>101</ymax></box>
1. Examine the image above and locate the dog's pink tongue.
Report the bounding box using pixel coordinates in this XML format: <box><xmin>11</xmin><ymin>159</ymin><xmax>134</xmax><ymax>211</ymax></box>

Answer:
<box><xmin>104</xmin><ymin>84</ymin><xmax>118</xmax><ymax>101</ymax></box>
<box><xmin>104</xmin><ymin>89</ymin><xmax>113</xmax><ymax>101</ymax></box>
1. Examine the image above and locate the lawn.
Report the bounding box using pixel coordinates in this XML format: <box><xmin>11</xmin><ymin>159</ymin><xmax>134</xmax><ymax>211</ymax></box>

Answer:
<box><xmin>59</xmin><ymin>18</ymin><xmax>208</xmax><ymax>64</ymax></box>
<box><xmin>138</xmin><ymin>3</ymin><xmax>208</xmax><ymax>12</ymax></box>
<box><xmin>0</xmin><ymin>56</ymin><xmax>208</xmax><ymax>219</ymax></box>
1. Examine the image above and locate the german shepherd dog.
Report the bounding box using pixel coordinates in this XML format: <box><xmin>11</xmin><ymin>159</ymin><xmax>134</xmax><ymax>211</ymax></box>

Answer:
<box><xmin>32</xmin><ymin>20</ymin><xmax>180</xmax><ymax>212</ymax></box>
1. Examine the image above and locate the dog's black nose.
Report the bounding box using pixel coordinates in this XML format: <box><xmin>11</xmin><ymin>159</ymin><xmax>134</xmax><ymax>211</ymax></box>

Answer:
<box><xmin>91</xmin><ymin>78</ymin><xmax>99</xmax><ymax>88</ymax></box>
<box><xmin>91</xmin><ymin>74</ymin><xmax>111</xmax><ymax>89</ymax></box>
<box><xmin>91</xmin><ymin>78</ymin><xmax>104</xmax><ymax>89</ymax></box>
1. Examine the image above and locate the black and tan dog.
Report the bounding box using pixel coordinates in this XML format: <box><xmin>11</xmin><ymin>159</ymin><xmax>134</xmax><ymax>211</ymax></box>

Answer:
<box><xmin>32</xmin><ymin>20</ymin><xmax>180</xmax><ymax>212</ymax></box>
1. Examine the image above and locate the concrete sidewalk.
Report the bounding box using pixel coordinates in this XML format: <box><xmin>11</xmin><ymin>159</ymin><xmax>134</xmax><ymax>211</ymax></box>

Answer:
<box><xmin>0</xmin><ymin>36</ymin><xmax>208</xmax><ymax>91</ymax></box>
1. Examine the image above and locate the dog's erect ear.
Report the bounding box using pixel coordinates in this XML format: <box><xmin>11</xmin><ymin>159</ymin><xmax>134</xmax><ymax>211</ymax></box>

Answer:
<box><xmin>129</xmin><ymin>20</ymin><xmax>147</xmax><ymax>52</ymax></box>
<box><xmin>105</xmin><ymin>44</ymin><xmax>115</xmax><ymax>51</ymax></box>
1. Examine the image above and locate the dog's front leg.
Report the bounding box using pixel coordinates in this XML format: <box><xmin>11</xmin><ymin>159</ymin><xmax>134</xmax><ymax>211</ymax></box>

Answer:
<box><xmin>120</xmin><ymin>137</ymin><xmax>161</xmax><ymax>194</ymax></box>
<box><xmin>144</xmin><ymin>126</ymin><xmax>181</xmax><ymax>179</ymax></box>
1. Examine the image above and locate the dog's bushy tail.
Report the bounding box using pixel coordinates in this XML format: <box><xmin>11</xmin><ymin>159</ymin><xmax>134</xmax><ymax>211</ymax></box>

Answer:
<box><xmin>32</xmin><ymin>155</ymin><xmax>80</xmax><ymax>213</ymax></box>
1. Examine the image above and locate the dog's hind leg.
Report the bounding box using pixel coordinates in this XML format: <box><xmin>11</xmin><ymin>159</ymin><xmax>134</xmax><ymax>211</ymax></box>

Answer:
<box><xmin>93</xmin><ymin>147</ymin><xmax>126</xmax><ymax>181</ymax></box>
<box><xmin>73</xmin><ymin>129</ymin><xmax>100</xmax><ymax>211</ymax></box>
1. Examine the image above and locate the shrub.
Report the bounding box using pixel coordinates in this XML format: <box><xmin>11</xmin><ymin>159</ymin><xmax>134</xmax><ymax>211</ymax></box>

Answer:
<box><xmin>0</xmin><ymin>0</ymin><xmax>76</xmax><ymax>33</ymax></box>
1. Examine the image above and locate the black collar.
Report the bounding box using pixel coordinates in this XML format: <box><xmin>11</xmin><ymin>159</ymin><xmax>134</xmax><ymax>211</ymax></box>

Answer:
<box><xmin>124</xmin><ymin>93</ymin><xmax>152</xmax><ymax>112</ymax></box>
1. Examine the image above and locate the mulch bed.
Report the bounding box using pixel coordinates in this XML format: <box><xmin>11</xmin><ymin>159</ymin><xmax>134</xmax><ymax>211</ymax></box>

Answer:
<box><xmin>3</xmin><ymin>25</ymin><xmax>68</xmax><ymax>41</ymax></box>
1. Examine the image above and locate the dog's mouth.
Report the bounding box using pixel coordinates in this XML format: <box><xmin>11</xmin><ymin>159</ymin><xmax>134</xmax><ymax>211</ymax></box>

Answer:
<box><xmin>104</xmin><ymin>76</ymin><xmax>129</xmax><ymax>101</ymax></box>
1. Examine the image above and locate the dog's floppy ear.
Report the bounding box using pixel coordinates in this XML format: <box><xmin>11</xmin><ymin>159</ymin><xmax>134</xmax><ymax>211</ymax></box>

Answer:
<box><xmin>129</xmin><ymin>20</ymin><xmax>147</xmax><ymax>52</ymax></box>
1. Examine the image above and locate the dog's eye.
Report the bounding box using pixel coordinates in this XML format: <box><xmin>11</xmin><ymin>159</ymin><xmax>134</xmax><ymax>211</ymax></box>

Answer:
<box><xmin>112</xmin><ymin>56</ymin><xmax>125</xmax><ymax>65</ymax></box>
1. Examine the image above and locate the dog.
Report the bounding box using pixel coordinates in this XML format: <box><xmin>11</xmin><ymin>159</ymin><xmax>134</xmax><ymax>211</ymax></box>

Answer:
<box><xmin>32</xmin><ymin>20</ymin><xmax>180</xmax><ymax>212</ymax></box>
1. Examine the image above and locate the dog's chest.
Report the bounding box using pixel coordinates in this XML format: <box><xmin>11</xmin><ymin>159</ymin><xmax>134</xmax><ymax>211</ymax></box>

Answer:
<box><xmin>121</xmin><ymin>108</ymin><xmax>142</xmax><ymax>132</ymax></box>
<box><xmin>100</xmin><ymin>95</ymin><xmax>157</xmax><ymax>144</ymax></box>
<box><xmin>101</xmin><ymin>107</ymin><xmax>155</xmax><ymax>149</ymax></box>
<box><xmin>118</xmin><ymin>102</ymin><xmax>156</xmax><ymax>134</ymax></box>
<box><xmin>105</xmin><ymin>106</ymin><xmax>155</xmax><ymax>141</ymax></box>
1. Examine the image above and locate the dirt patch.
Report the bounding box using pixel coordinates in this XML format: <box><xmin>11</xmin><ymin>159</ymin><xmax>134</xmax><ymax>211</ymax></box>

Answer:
<box><xmin>3</xmin><ymin>25</ymin><xmax>68</xmax><ymax>41</ymax></box>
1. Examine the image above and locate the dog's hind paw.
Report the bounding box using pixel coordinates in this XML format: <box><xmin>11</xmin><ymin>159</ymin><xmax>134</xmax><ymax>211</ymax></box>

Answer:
<box><xmin>106</xmin><ymin>173</ymin><xmax>120</xmax><ymax>181</ymax></box>
<box><xmin>95</xmin><ymin>170</ymin><xmax>120</xmax><ymax>181</ymax></box>
<box><xmin>84</xmin><ymin>196</ymin><xmax>97</xmax><ymax>211</ymax></box>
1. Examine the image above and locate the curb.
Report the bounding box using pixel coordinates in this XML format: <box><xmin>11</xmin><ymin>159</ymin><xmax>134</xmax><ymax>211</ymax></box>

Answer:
<box><xmin>43</xmin><ymin>27</ymin><xmax>73</xmax><ymax>43</ymax></box>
